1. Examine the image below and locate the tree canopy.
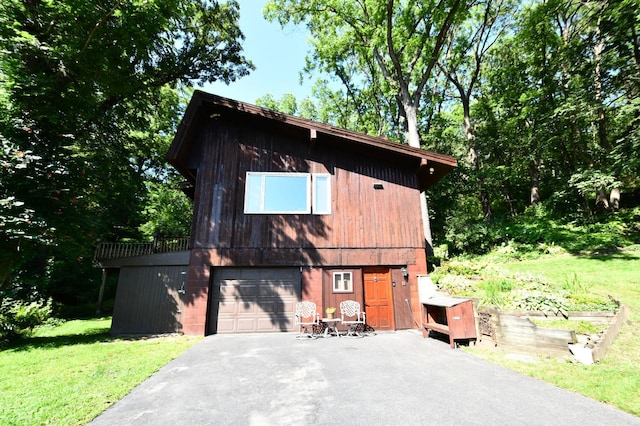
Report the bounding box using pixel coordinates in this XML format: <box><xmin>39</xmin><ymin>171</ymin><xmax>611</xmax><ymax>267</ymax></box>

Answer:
<box><xmin>2</xmin><ymin>0</ymin><xmax>639</xmax><ymax>322</ymax></box>
<box><xmin>0</xmin><ymin>0</ymin><xmax>252</xmax><ymax>305</ymax></box>
<box><xmin>264</xmin><ymin>0</ymin><xmax>640</xmax><ymax>254</ymax></box>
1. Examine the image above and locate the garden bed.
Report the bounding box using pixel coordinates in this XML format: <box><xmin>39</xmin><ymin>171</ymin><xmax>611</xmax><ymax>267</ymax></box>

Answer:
<box><xmin>476</xmin><ymin>304</ymin><xmax>629</xmax><ymax>363</ymax></box>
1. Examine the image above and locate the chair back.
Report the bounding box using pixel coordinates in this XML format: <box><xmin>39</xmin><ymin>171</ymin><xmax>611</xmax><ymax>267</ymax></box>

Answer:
<box><xmin>295</xmin><ymin>301</ymin><xmax>318</xmax><ymax>324</ymax></box>
<box><xmin>340</xmin><ymin>300</ymin><xmax>361</xmax><ymax>319</ymax></box>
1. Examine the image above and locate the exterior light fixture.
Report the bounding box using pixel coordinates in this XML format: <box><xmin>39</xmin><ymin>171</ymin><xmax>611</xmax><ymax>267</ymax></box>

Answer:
<box><xmin>373</xmin><ymin>182</ymin><xmax>384</xmax><ymax>189</ymax></box>
<box><xmin>401</xmin><ymin>267</ymin><xmax>409</xmax><ymax>278</ymax></box>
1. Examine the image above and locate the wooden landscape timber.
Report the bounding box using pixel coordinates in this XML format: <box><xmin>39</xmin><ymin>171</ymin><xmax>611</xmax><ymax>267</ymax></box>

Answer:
<box><xmin>591</xmin><ymin>305</ymin><xmax>629</xmax><ymax>362</ymax></box>
<box><xmin>476</xmin><ymin>305</ymin><xmax>628</xmax><ymax>361</ymax></box>
<box><xmin>494</xmin><ymin>311</ymin><xmax>578</xmax><ymax>355</ymax></box>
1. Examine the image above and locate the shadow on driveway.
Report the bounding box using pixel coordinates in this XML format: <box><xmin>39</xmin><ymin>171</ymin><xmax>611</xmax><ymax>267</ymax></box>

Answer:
<box><xmin>90</xmin><ymin>331</ymin><xmax>639</xmax><ymax>425</ymax></box>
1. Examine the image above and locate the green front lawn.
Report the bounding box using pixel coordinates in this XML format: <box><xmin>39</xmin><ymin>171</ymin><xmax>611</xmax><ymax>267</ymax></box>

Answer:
<box><xmin>0</xmin><ymin>319</ymin><xmax>201</xmax><ymax>425</ymax></box>
<box><xmin>447</xmin><ymin>248</ymin><xmax>640</xmax><ymax>417</ymax></box>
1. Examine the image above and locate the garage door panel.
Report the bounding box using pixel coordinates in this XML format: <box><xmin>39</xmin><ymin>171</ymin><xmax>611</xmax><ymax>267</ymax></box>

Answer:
<box><xmin>257</xmin><ymin>286</ymin><xmax>278</xmax><ymax>297</ymax></box>
<box><xmin>238</xmin><ymin>269</ymin><xmax>263</xmax><ymax>280</ymax></box>
<box><xmin>218</xmin><ymin>301</ymin><xmax>237</xmax><ymax>314</ymax></box>
<box><xmin>282</xmin><ymin>300</ymin><xmax>295</xmax><ymax>313</ymax></box>
<box><xmin>255</xmin><ymin>300</ymin><xmax>273</xmax><ymax>313</ymax></box>
<box><xmin>209</xmin><ymin>267</ymin><xmax>301</xmax><ymax>334</ymax></box>
<box><xmin>257</xmin><ymin>269</ymin><xmax>282</xmax><ymax>280</ymax></box>
<box><xmin>215</xmin><ymin>318</ymin><xmax>236</xmax><ymax>333</ymax></box>
<box><xmin>234</xmin><ymin>284</ymin><xmax>259</xmax><ymax>297</ymax></box>
<box><xmin>257</xmin><ymin>317</ymin><xmax>283</xmax><ymax>331</ymax></box>
<box><xmin>281</xmin><ymin>285</ymin><xmax>297</xmax><ymax>296</ymax></box>
<box><xmin>276</xmin><ymin>268</ymin><xmax>300</xmax><ymax>280</ymax></box>
<box><xmin>237</xmin><ymin>318</ymin><xmax>258</xmax><ymax>332</ymax></box>
<box><xmin>257</xmin><ymin>285</ymin><xmax>297</xmax><ymax>297</ymax></box>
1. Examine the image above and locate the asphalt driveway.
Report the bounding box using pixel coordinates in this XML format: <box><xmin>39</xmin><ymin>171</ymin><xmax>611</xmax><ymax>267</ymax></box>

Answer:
<box><xmin>90</xmin><ymin>331</ymin><xmax>639</xmax><ymax>425</ymax></box>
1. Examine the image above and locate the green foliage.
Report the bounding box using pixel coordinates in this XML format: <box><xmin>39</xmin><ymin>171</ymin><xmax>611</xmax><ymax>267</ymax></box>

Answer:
<box><xmin>432</xmin><ymin>240</ymin><xmax>626</xmax><ymax>313</ymax></box>
<box><xmin>0</xmin><ymin>0</ymin><xmax>252</xmax><ymax>307</ymax></box>
<box><xmin>139</xmin><ymin>181</ymin><xmax>192</xmax><ymax>239</ymax></box>
<box><xmin>480</xmin><ymin>278</ymin><xmax>513</xmax><ymax>307</ymax></box>
<box><xmin>442</xmin><ymin>204</ymin><xmax>640</xmax><ymax>257</ymax></box>
<box><xmin>465</xmin><ymin>248</ymin><xmax>640</xmax><ymax>416</ymax></box>
<box><xmin>444</xmin><ymin>212</ymin><xmax>496</xmax><ymax>254</ymax></box>
<box><xmin>264</xmin><ymin>0</ymin><xmax>467</xmax><ymax>147</ymax></box>
<box><xmin>512</xmin><ymin>284</ymin><xmax>570</xmax><ymax>317</ymax></box>
<box><xmin>569</xmin><ymin>170</ymin><xmax>622</xmax><ymax>199</ymax></box>
<box><xmin>0</xmin><ymin>298</ymin><xmax>53</xmax><ymax>341</ymax></box>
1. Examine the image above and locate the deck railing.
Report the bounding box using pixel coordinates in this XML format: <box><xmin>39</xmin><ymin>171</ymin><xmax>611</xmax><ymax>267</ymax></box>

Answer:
<box><xmin>94</xmin><ymin>237</ymin><xmax>190</xmax><ymax>260</ymax></box>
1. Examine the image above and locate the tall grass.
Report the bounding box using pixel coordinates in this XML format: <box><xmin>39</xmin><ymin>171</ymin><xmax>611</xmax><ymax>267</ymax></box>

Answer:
<box><xmin>480</xmin><ymin>278</ymin><xmax>513</xmax><ymax>306</ymax></box>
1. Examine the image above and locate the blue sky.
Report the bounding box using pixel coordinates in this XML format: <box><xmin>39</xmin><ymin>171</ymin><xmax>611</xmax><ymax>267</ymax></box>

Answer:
<box><xmin>203</xmin><ymin>1</ymin><xmax>315</xmax><ymax>105</ymax></box>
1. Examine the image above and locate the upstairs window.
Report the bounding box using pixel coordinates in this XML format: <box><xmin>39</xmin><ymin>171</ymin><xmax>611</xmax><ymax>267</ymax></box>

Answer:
<box><xmin>244</xmin><ymin>172</ymin><xmax>331</xmax><ymax>215</ymax></box>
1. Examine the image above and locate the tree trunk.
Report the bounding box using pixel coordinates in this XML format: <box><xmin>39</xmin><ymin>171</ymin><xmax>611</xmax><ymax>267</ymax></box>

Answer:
<box><xmin>401</xmin><ymin>99</ymin><xmax>434</xmax><ymax>255</ymax></box>
<box><xmin>403</xmin><ymin>102</ymin><xmax>422</xmax><ymax>149</ymax></box>
<box><xmin>596</xmin><ymin>187</ymin><xmax>610</xmax><ymax>212</ymax></box>
<box><xmin>610</xmin><ymin>188</ymin><xmax>620</xmax><ymax>210</ymax></box>
<box><xmin>530</xmin><ymin>160</ymin><xmax>540</xmax><ymax>205</ymax></box>
<box><xmin>464</xmin><ymin>99</ymin><xmax>492</xmax><ymax>221</ymax></box>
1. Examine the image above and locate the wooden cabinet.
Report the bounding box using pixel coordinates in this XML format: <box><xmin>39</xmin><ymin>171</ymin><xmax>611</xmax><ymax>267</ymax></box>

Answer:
<box><xmin>421</xmin><ymin>297</ymin><xmax>476</xmax><ymax>348</ymax></box>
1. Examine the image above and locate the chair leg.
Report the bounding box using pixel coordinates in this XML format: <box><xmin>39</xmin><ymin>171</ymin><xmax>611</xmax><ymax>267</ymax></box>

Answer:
<box><xmin>312</xmin><ymin>323</ymin><xmax>323</xmax><ymax>337</ymax></box>
<box><xmin>296</xmin><ymin>325</ymin><xmax>316</xmax><ymax>339</ymax></box>
<box><xmin>345</xmin><ymin>324</ymin><xmax>363</xmax><ymax>337</ymax></box>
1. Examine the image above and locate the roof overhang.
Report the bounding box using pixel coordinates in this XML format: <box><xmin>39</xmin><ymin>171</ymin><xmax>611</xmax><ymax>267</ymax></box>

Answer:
<box><xmin>167</xmin><ymin>91</ymin><xmax>457</xmax><ymax>192</ymax></box>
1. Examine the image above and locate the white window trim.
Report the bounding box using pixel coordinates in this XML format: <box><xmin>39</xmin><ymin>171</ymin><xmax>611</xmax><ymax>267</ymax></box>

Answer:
<box><xmin>313</xmin><ymin>173</ymin><xmax>332</xmax><ymax>215</ymax></box>
<box><xmin>333</xmin><ymin>272</ymin><xmax>353</xmax><ymax>293</ymax></box>
<box><xmin>244</xmin><ymin>172</ymin><xmax>311</xmax><ymax>214</ymax></box>
<box><xmin>244</xmin><ymin>172</ymin><xmax>331</xmax><ymax>215</ymax></box>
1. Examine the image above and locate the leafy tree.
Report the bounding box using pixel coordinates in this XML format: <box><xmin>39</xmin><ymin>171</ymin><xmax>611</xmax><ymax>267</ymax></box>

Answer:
<box><xmin>265</xmin><ymin>0</ymin><xmax>467</xmax><ymax>252</ymax></box>
<box><xmin>0</xmin><ymin>0</ymin><xmax>252</xmax><ymax>307</ymax></box>
<box><xmin>139</xmin><ymin>179</ymin><xmax>193</xmax><ymax>239</ymax></box>
<box><xmin>596</xmin><ymin>0</ymin><xmax>640</xmax><ymax>193</ymax></box>
<box><xmin>265</xmin><ymin>0</ymin><xmax>465</xmax><ymax>148</ymax></box>
<box><xmin>437</xmin><ymin>0</ymin><xmax>516</xmax><ymax>221</ymax></box>
<box><xmin>255</xmin><ymin>93</ymin><xmax>300</xmax><ymax>116</ymax></box>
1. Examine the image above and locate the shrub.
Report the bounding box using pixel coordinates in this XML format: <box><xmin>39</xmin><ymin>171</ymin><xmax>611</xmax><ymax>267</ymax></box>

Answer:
<box><xmin>513</xmin><ymin>288</ymin><xmax>569</xmax><ymax>317</ymax></box>
<box><xmin>0</xmin><ymin>298</ymin><xmax>53</xmax><ymax>342</ymax></box>
<box><xmin>444</xmin><ymin>212</ymin><xmax>499</xmax><ymax>254</ymax></box>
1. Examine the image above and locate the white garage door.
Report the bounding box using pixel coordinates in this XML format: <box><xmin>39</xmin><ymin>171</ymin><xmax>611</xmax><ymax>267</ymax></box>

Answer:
<box><xmin>208</xmin><ymin>267</ymin><xmax>301</xmax><ymax>334</ymax></box>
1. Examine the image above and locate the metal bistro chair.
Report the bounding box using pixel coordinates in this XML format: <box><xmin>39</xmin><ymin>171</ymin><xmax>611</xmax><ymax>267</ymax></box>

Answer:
<box><xmin>294</xmin><ymin>301</ymin><xmax>320</xmax><ymax>339</ymax></box>
<box><xmin>340</xmin><ymin>300</ymin><xmax>366</xmax><ymax>337</ymax></box>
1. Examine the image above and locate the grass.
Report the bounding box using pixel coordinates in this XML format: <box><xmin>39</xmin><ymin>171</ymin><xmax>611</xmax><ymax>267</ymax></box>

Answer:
<box><xmin>529</xmin><ymin>318</ymin><xmax>607</xmax><ymax>335</ymax></box>
<box><xmin>0</xmin><ymin>318</ymin><xmax>201</xmax><ymax>425</ymax></box>
<box><xmin>447</xmin><ymin>247</ymin><xmax>640</xmax><ymax>417</ymax></box>
<box><xmin>2</xmin><ymin>245</ymin><xmax>638</xmax><ymax>421</ymax></box>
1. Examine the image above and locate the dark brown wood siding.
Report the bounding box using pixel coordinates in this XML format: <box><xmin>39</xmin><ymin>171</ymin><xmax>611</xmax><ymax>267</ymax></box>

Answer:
<box><xmin>189</xmin><ymin>118</ymin><xmax>424</xmax><ymax>266</ymax></box>
<box><xmin>322</xmin><ymin>268</ymin><xmax>364</xmax><ymax>314</ymax></box>
<box><xmin>391</xmin><ymin>267</ymin><xmax>414</xmax><ymax>329</ymax></box>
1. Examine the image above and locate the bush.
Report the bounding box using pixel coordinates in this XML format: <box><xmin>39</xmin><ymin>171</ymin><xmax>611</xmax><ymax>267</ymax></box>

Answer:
<box><xmin>0</xmin><ymin>298</ymin><xmax>53</xmax><ymax>342</ymax></box>
<box><xmin>444</xmin><ymin>214</ymin><xmax>497</xmax><ymax>254</ymax></box>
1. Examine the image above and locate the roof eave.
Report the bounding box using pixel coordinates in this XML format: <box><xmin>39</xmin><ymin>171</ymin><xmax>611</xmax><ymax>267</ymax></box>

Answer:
<box><xmin>167</xmin><ymin>90</ymin><xmax>458</xmax><ymax>190</ymax></box>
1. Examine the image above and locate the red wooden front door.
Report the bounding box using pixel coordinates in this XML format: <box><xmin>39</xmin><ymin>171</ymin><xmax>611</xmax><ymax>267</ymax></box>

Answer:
<box><xmin>363</xmin><ymin>267</ymin><xmax>394</xmax><ymax>331</ymax></box>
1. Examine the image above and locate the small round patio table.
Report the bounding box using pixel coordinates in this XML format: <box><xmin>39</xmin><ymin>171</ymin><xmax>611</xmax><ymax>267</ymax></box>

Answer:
<box><xmin>321</xmin><ymin>318</ymin><xmax>341</xmax><ymax>337</ymax></box>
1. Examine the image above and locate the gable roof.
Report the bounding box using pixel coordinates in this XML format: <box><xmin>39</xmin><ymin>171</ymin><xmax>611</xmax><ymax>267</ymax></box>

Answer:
<box><xmin>167</xmin><ymin>90</ymin><xmax>457</xmax><ymax>191</ymax></box>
